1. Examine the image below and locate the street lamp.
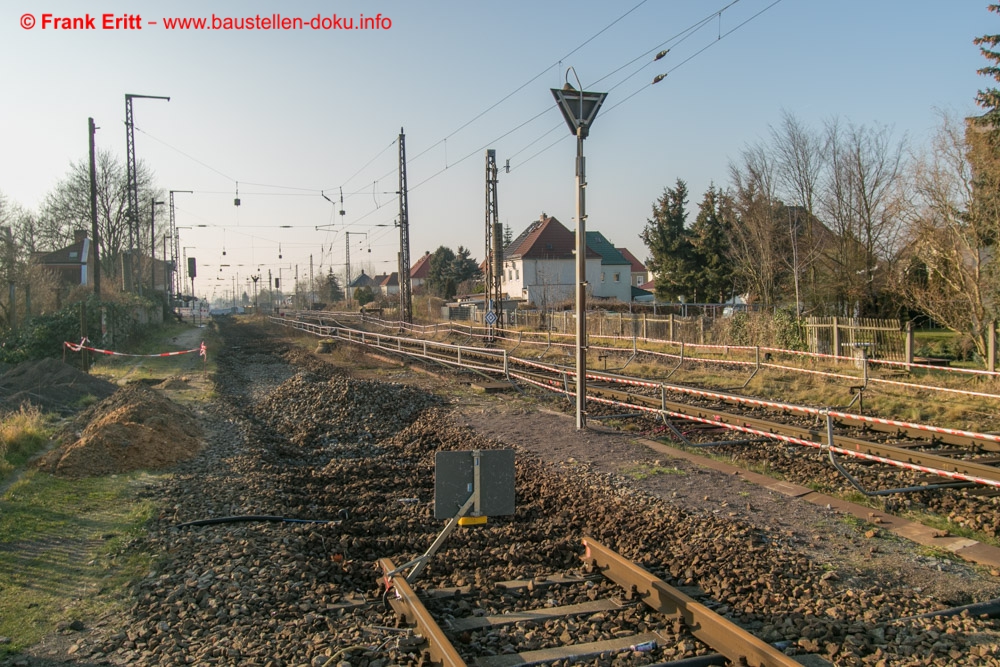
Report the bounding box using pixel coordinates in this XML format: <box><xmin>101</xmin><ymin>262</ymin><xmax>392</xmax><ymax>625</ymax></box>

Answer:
<box><xmin>151</xmin><ymin>198</ymin><xmax>165</xmax><ymax>294</ymax></box>
<box><xmin>551</xmin><ymin>71</ymin><xmax>607</xmax><ymax>430</ymax></box>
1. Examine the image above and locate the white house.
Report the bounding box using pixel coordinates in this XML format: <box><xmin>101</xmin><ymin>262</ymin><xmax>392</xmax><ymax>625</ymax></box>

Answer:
<box><xmin>587</xmin><ymin>232</ymin><xmax>632</xmax><ymax>303</ymax></box>
<box><xmin>502</xmin><ymin>214</ymin><xmax>603</xmax><ymax>306</ymax></box>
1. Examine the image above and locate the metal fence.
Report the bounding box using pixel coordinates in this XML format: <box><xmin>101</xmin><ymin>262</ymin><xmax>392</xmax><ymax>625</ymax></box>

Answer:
<box><xmin>803</xmin><ymin>316</ymin><xmax>905</xmax><ymax>361</ymax></box>
<box><xmin>504</xmin><ymin>310</ymin><xmax>718</xmax><ymax>345</ymax></box>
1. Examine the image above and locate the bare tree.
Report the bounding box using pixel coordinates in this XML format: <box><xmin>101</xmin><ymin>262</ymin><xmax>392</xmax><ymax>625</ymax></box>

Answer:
<box><xmin>770</xmin><ymin>110</ymin><xmax>825</xmax><ymax>314</ymax></box>
<box><xmin>727</xmin><ymin>143</ymin><xmax>789</xmax><ymax>307</ymax></box>
<box><xmin>819</xmin><ymin>119</ymin><xmax>908</xmax><ymax>315</ymax></box>
<box><xmin>895</xmin><ymin>113</ymin><xmax>998</xmax><ymax>361</ymax></box>
<box><xmin>39</xmin><ymin>150</ymin><xmax>161</xmax><ymax>279</ymax></box>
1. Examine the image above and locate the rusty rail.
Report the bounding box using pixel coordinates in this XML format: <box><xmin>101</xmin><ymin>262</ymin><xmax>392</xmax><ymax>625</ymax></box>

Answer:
<box><xmin>582</xmin><ymin>537</ymin><xmax>806</xmax><ymax>667</ymax></box>
<box><xmin>379</xmin><ymin>557</ymin><xmax>467</xmax><ymax>667</ymax></box>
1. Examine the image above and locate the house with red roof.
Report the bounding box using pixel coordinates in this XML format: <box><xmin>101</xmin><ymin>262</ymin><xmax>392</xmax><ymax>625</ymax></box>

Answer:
<box><xmin>616</xmin><ymin>247</ymin><xmax>650</xmax><ymax>288</ymax></box>
<box><xmin>503</xmin><ymin>214</ymin><xmax>602</xmax><ymax>306</ymax></box>
<box><xmin>409</xmin><ymin>251</ymin><xmax>432</xmax><ymax>291</ymax></box>
<box><xmin>32</xmin><ymin>229</ymin><xmax>95</xmax><ymax>288</ymax></box>
<box><xmin>375</xmin><ymin>272</ymin><xmax>399</xmax><ymax>296</ymax></box>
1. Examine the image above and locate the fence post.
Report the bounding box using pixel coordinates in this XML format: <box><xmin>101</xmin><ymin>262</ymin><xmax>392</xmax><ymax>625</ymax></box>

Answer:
<box><xmin>989</xmin><ymin>321</ymin><xmax>997</xmax><ymax>373</ymax></box>
<box><xmin>669</xmin><ymin>313</ymin><xmax>674</xmax><ymax>342</ymax></box>
<box><xmin>905</xmin><ymin>320</ymin><xmax>914</xmax><ymax>371</ymax></box>
<box><xmin>832</xmin><ymin>316</ymin><xmax>841</xmax><ymax>361</ymax></box>
<box><xmin>642</xmin><ymin>313</ymin><xmax>647</xmax><ymax>340</ymax></box>
<box><xmin>699</xmin><ymin>316</ymin><xmax>705</xmax><ymax>345</ymax></box>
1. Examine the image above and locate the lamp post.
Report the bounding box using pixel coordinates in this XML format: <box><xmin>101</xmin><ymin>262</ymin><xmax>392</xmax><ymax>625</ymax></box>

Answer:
<box><xmin>551</xmin><ymin>72</ymin><xmax>607</xmax><ymax>430</ymax></box>
<box><xmin>151</xmin><ymin>198</ymin><xmax>165</xmax><ymax>294</ymax></box>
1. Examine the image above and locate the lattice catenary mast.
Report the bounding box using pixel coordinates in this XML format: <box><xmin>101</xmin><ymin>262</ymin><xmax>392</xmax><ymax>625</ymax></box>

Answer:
<box><xmin>397</xmin><ymin>128</ymin><xmax>412</xmax><ymax>325</ymax></box>
<box><xmin>484</xmin><ymin>149</ymin><xmax>503</xmax><ymax>338</ymax></box>
<box><xmin>124</xmin><ymin>93</ymin><xmax>169</xmax><ymax>294</ymax></box>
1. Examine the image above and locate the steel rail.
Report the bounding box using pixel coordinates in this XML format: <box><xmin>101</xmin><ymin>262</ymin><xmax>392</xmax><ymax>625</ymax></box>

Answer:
<box><xmin>273</xmin><ymin>317</ymin><xmax>1000</xmax><ymax>486</ymax></box>
<box><xmin>379</xmin><ymin>557</ymin><xmax>467</xmax><ymax>667</ymax></box>
<box><xmin>581</xmin><ymin>538</ymin><xmax>805</xmax><ymax>667</ymax></box>
<box><xmin>583</xmin><ymin>382</ymin><xmax>1000</xmax><ymax>486</ymax></box>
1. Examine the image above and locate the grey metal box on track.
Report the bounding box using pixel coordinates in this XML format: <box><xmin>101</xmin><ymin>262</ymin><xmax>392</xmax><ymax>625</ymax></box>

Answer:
<box><xmin>434</xmin><ymin>450</ymin><xmax>515</xmax><ymax>519</ymax></box>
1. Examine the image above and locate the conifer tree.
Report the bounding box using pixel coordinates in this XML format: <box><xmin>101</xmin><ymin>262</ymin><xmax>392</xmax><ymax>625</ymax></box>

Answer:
<box><xmin>974</xmin><ymin>5</ymin><xmax>1000</xmax><ymax>128</ymax></box>
<box><xmin>641</xmin><ymin>179</ymin><xmax>697</xmax><ymax>302</ymax></box>
<box><xmin>689</xmin><ymin>185</ymin><xmax>734</xmax><ymax>303</ymax></box>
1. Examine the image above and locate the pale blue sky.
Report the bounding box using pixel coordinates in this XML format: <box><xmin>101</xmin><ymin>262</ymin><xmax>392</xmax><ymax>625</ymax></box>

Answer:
<box><xmin>0</xmin><ymin>1</ymin><xmax>990</xmax><ymax>300</ymax></box>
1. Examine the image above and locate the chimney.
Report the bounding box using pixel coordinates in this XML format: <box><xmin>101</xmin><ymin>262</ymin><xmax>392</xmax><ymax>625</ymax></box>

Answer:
<box><xmin>73</xmin><ymin>229</ymin><xmax>88</xmax><ymax>244</ymax></box>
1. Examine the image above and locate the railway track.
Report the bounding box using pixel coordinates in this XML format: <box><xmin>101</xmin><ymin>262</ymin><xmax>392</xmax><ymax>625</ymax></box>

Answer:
<box><xmin>81</xmin><ymin>315</ymin><xmax>997</xmax><ymax>667</ymax></box>
<box><xmin>380</xmin><ymin>538</ymin><xmax>808</xmax><ymax>667</ymax></box>
<box><xmin>274</xmin><ymin>315</ymin><xmax>1000</xmax><ymax>491</ymax></box>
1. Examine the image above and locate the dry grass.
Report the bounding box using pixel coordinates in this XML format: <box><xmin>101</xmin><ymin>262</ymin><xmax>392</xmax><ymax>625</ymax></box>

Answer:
<box><xmin>0</xmin><ymin>405</ymin><xmax>51</xmax><ymax>476</ymax></box>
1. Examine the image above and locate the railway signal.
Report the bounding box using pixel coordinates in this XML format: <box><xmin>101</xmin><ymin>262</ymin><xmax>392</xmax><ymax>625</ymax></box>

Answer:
<box><xmin>551</xmin><ymin>72</ymin><xmax>607</xmax><ymax>430</ymax></box>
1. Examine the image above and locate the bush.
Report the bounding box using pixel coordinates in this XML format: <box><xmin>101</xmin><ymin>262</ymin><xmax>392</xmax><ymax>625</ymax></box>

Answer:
<box><xmin>0</xmin><ymin>296</ymin><xmax>142</xmax><ymax>365</ymax></box>
<box><xmin>719</xmin><ymin>309</ymin><xmax>806</xmax><ymax>350</ymax></box>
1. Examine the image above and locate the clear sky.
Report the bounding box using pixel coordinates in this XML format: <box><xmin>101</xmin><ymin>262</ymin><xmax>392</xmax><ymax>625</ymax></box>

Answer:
<box><xmin>0</xmin><ymin>1</ymin><xmax>990</xmax><ymax>301</ymax></box>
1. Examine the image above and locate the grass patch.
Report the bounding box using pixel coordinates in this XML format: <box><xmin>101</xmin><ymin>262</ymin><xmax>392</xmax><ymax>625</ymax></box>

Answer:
<box><xmin>0</xmin><ymin>405</ymin><xmax>53</xmax><ymax>476</ymax></box>
<box><xmin>620</xmin><ymin>463</ymin><xmax>687</xmax><ymax>480</ymax></box>
<box><xmin>902</xmin><ymin>509</ymin><xmax>1000</xmax><ymax>549</ymax></box>
<box><xmin>0</xmin><ymin>470</ymin><xmax>160</xmax><ymax>656</ymax></box>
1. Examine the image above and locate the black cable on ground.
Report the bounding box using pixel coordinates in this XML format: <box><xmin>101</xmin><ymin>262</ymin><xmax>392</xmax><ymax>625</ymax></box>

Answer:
<box><xmin>176</xmin><ymin>515</ymin><xmax>341</xmax><ymax>528</ymax></box>
<box><xmin>902</xmin><ymin>597</ymin><xmax>1000</xmax><ymax>621</ymax></box>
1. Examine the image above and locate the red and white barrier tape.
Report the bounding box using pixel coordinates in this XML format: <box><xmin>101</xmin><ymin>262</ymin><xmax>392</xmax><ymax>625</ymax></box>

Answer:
<box><xmin>64</xmin><ymin>338</ymin><xmax>206</xmax><ymax>359</ymax></box>
<box><xmin>511</xmin><ymin>353</ymin><xmax>1000</xmax><ymax>444</ymax></box>
<box><xmin>507</xmin><ymin>369</ymin><xmax>1000</xmax><ymax>488</ymax></box>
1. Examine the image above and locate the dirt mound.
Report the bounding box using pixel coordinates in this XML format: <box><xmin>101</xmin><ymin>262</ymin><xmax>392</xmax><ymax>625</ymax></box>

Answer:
<box><xmin>0</xmin><ymin>358</ymin><xmax>117</xmax><ymax>415</ymax></box>
<box><xmin>40</xmin><ymin>383</ymin><xmax>203</xmax><ymax>477</ymax></box>
<box><xmin>155</xmin><ymin>376</ymin><xmax>191</xmax><ymax>390</ymax></box>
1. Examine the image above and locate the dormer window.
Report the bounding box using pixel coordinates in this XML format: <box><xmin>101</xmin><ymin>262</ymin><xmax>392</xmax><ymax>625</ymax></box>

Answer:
<box><xmin>69</xmin><ymin>252</ymin><xmax>78</xmax><ymax>259</ymax></box>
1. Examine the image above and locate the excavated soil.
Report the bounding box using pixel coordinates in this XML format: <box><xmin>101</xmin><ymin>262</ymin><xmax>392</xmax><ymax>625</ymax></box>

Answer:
<box><xmin>38</xmin><ymin>383</ymin><xmax>202</xmax><ymax>478</ymax></box>
<box><xmin>0</xmin><ymin>358</ymin><xmax>117</xmax><ymax>415</ymax></box>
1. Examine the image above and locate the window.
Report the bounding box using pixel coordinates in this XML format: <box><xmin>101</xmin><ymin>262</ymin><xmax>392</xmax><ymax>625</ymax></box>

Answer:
<box><xmin>600</xmin><ymin>272</ymin><xmax>605</xmax><ymax>282</ymax></box>
<box><xmin>69</xmin><ymin>252</ymin><xmax>78</xmax><ymax>259</ymax></box>
<box><xmin>614</xmin><ymin>273</ymin><xmax>620</xmax><ymax>282</ymax></box>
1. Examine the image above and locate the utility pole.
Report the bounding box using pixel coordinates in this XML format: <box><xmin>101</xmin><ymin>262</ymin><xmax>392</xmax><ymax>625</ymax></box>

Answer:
<box><xmin>3</xmin><ymin>227</ymin><xmax>15</xmax><ymax>333</ymax></box>
<box><xmin>398</xmin><ymin>128</ymin><xmax>412</xmax><ymax>324</ymax></box>
<box><xmin>125</xmin><ymin>93</ymin><xmax>169</xmax><ymax>295</ymax></box>
<box><xmin>484</xmin><ymin>149</ymin><xmax>503</xmax><ymax>339</ymax></box>
<box><xmin>151</xmin><ymin>198</ymin><xmax>164</xmax><ymax>293</ymax></box>
<box><xmin>163</xmin><ymin>235</ymin><xmax>169</xmax><ymax>297</ymax></box>
<box><xmin>88</xmin><ymin>117</ymin><xmax>102</xmax><ymax>298</ymax></box>
<box><xmin>309</xmin><ymin>254</ymin><xmax>314</xmax><ymax>308</ymax></box>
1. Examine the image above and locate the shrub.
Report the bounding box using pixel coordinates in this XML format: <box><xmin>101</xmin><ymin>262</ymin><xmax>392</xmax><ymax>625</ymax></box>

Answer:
<box><xmin>718</xmin><ymin>309</ymin><xmax>806</xmax><ymax>350</ymax></box>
